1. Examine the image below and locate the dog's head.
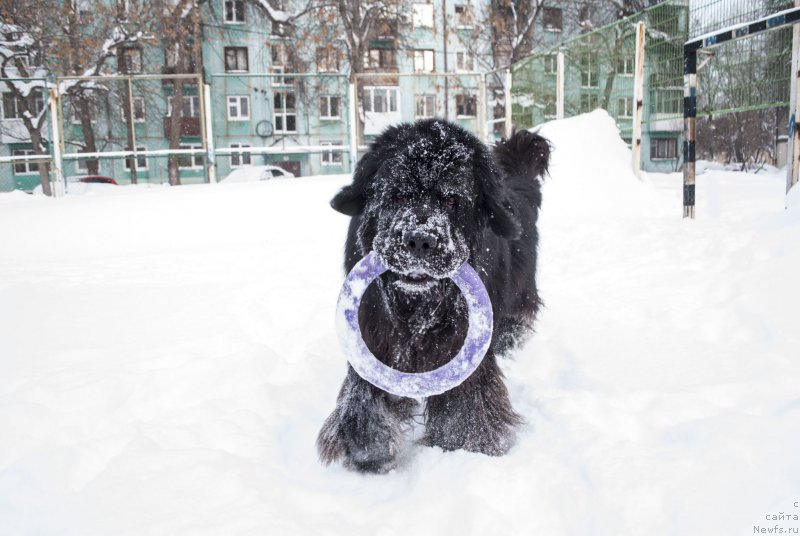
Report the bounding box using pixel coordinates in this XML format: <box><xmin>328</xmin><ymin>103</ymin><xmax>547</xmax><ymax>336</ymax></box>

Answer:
<box><xmin>331</xmin><ymin>119</ymin><xmax>521</xmax><ymax>296</ymax></box>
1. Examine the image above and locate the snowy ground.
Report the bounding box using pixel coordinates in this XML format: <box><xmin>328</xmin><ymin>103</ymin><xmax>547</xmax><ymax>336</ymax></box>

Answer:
<box><xmin>1</xmin><ymin>111</ymin><xmax>799</xmax><ymax>535</ymax></box>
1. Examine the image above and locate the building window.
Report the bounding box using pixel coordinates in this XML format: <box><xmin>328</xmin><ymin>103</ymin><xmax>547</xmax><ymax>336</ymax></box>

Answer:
<box><xmin>650</xmin><ymin>88</ymin><xmax>682</xmax><ymax>115</ymax></box>
<box><xmin>543</xmin><ymin>7</ymin><xmax>562</xmax><ymax>32</ymax></box>
<box><xmin>412</xmin><ymin>3</ymin><xmax>434</xmax><ymax>27</ymax></box>
<box><xmin>227</xmin><ymin>95</ymin><xmax>250</xmax><ymax>120</ymax></box>
<box><xmin>454</xmin><ymin>4</ymin><xmax>471</xmax><ymax>27</ymax></box>
<box><xmin>544</xmin><ymin>53</ymin><xmax>557</xmax><ymax>75</ymax></box>
<box><xmin>119</xmin><ymin>47</ymin><xmax>142</xmax><ymax>73</ymax></box>
<box><xmin>76</xmin><ymin>151</ymin><xmax>100</xmax><ymax>173</ymax></box>
<box><xmin>224</xmin><ymin>0</ymin><xmax>245</xmax><ymax>23</ymax></box>
<box><xmin>650</xmin><ymin>138</ymin><xmax>678</xmax><ymax>159</ymax></box>
<box><xmin>580</xmin><ymin>52</ymin><xmax>599</xmax><ymax>88</ymax></box>
<box><xmin>617</xmin><ymin>57</ymin><xmax>634</xmax><ymax>76</ymax></box>
<box><xmin>364</xmin><ymin>47</ymin><xmax>396</xmax><ymax>69</ymax></box>
<box><xmin>122</xmin><ymin>96</ymin><xmax>145</xmax><ymax>123</ymax></box>
<box><xmin>224</xmin><ymin>47</ymin><xmax>249</xmax><ymax>72</ymax></box>
<box><xmin>166</xmin><ymin>95</ymin><xmax>200</xmax><ymax>117</ymax></box>
<box><xmin>618</xmin><ymin>97</ymin><xmax>633</xmax><ymax>118</ymax></box>
<box><xmin>580</xmin><ymin>93</ymin><xmax>599</xmax><ymax>112</ymax></box>
<box><xmin>413</xmin><ymin>49</ymin><xmax>435</xmax><ymax>73</ymax></box>
<box><xmin>543</xmin><ymin>95</ymin><xmax>556</xmax><ymax>118</ymax></box>
<box><xmin>12</xmin><ymin>149</ymin><xmax>39</xmax><ymax>175</ymax></box>
<box><xmin>321</xmin><ymin>141</ymin><xmax>343</xmax><ymax>166</ymax></box>
<box><xmin>124</xmin><ymin>146</ymin><xmax>148</xmax><ymax>171</ymax></box>
<box><xmin>415</xmin><ymin>94</ymin><xmax>436</xmax><ymax>118</ymax></box>
<box><xmin>178</xmin><ymin>144</ymin><xmax>203</xmax><ymax>169</ymax></box>
<box><xmin>455</xmin><ymin>51</ymin><xmax>474</xmax><ymax>72</ymax></box>
<box><xmin>274</xmin><ymin>91</ymin><xmax>296</xmax><ymax>133</ymax></box>
<box><xmin>363</xmin><ymin>87</ymin><xmax>399</xmax><ymax>113</ymax></box>
<box><xmin>2</xmin><ymin>90</ymin><xmax>44</xmax><ymax>119</ymax></box>
<box><xmin>272</xmin><ymin>43</ymin><xmax>294</xmax><ymax>86</ymax></box>
<box><xmin>456</xmin><ymin>94</ymin><xmax>476</xmax><ymax>117</ymax></box>
<box><xmin>272</xmin><ymin>21</ymin><xmax>289</xmax><ymax>36</ymax></box>
<box><xmin>316</xmin><ymin>47</ymin><xmax>340</xmax><ymax>73</ymax></box>
<box><xmin>70</xmin><ymin>102</ymin><xmax>98</xmax><ymax>125</ymax></box>
<box><xmin>319</xmin><ymin>95</ymin><xmax>340</xmax><ymax>119</ymax></box>
<box><xmin>230</xmin><ymin>143</ymin><xmax>252</xmax><ymax>167</ymax></box>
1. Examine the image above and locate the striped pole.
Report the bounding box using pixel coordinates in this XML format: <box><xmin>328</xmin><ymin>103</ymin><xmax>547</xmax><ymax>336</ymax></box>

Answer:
<box><xmin>683</xmin><ymin>47</ymin><xmax>698</xmax><ymax>219</ymax></box>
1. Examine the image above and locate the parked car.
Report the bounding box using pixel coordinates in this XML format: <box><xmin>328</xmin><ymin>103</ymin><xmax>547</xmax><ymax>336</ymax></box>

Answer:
<box><xmin>221</xmin><ymin>165</ymin><xmax>296</xmax><ymax>183</ymax></box>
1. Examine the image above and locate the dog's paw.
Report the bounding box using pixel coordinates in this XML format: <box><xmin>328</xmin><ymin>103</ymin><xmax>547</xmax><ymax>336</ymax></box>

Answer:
<box><xmin>420</xmin><ymin>416</ymin><xmax>518</xmax><ymax>456</ymax></box>
<box><xmin>316</xmin><ymin>398</ymin><xmax>410</xmax><ymax>474</ymax></box>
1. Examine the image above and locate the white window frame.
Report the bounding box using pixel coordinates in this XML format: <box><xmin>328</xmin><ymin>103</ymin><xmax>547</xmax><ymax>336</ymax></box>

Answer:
<box><xmin>455</xmin><ymin>51</ymin><xmax>474</xmax><ymax>72</ymax></box>
<box><xmin>224</xmin><ymin>46</ymin><xmax>249</xmax><ymax>73</ymax></box>
<box><xmin>273</xmin><ymin>90</ymin><xmax>297</xmax><ymax>133</ymax></box>
<box><xmin>362</xmin><ymin>86</ymin><xmax>399</xmax><ymax>114</ymax></box>
<box><xmin>455</xmin><ymin>93</ymin><xmax>476</xmax><ymax>118</ymax></box>
<box><xmin>319</xmin><ymin>95</ymin><xmax>340</xmax><ymax>120</ymax></box>
<box><xmin>617</xmin><ymin>56</ymin><xmax>634</xmax><ymax>76</ymax></box>
<box><xmin>544</xmin><ymin>53</ymin><xmax>557</xmax><ymax>75</ymax></box>
<box><xmin>76</xmin><ymin>151</ymin><xmax>100</xmax><ymax>173</ymax></box>
<box><xmin>224</xmin><ymin>0</ymin><xmax>245</xmax><ymax>23</ymax></box>
<box><xmin>230</xmin><ymin>143</ymin><xmax>252</xmax><ymax>167</ymax></box>
<box><xmin>227</xmin><ymin>95</ymin><xmax>250</xmax><ymax>121</ymax></box>
<box><xmin>166</xmin><ymin>95</ymin><xmax>200</xmax><ymax>118</ymax></box>
<box><xmin>70</xmin><ymin>102</ymin><xmax>98</xmax><ymax>125</ymax></box>
<box><xmin>178</xmin><ymin>144</ymin><xmax>204</xmax><ymax>169</ymax></box>
<box><xmin>11</xmin><ymin>148</ymin><xmax>39</xmax><ymax>175</ymax></box>
<box><xmin>1</xmin><ymin>91</ymin><xmax>43</xmax><ymax>119</ymax></box>
<box><xmin>120</xmin><ymin>47</ymin><xmax>142</xmax><ymax>74</ymax></box>
<box><xmin>580</xmin><ymin>53</ymin><xmax>599</xmax><ymax>89</ymax></box>
<box><xmin>415</xmin><ymin>94</ymin><xmax>436</xmax><ymax>119</ymax></box>
<box><xmin>412</xmin><ymin>3</ymin><xmax>434</xmax><ymax>28</ymax></box>
<box><xmin>454</xmin><ymin>4</ymin><xmax>472</xmax><ymax>28</ymax></box>
<box><xmin>321</xmin><ymin>141</ymin><xmax>343</xmax><ymax>166</ymax></box>
<box><xmin>651</xmin><ymin>138</ymin><xmax>678</xmax><ymax>160</ymax></box>
<box><xmin>122</xmin><ymin>96</ymin><xmax>146</xmax><ymax>123</ymax></box>
<box><xmin>124</xmin><ymin>145</ymin><xmax>148</xmax><ymax>171</ymax></box>
<box><xmin>618</xmin><ymin>96</ymin><xmax>633</xmax><ymax>118</ymax></box>
<box><xmin>413</xmin><ymin>49</ymin><xmax>435</xmax><ymax>73</ymax></box>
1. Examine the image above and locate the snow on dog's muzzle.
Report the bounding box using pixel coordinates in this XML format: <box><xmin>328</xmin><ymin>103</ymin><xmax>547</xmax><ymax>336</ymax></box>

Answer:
<box><xmin>335</xmin><ymin>251</ymin><xmax>493</xmax><ymax>398</ymax></box>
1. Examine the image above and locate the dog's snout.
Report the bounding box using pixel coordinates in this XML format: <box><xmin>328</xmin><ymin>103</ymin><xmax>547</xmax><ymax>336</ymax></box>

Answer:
<box><xmin>402</xmin><ymin>229</ymin><xmax>438</xmax><ymax>256</ymax></box>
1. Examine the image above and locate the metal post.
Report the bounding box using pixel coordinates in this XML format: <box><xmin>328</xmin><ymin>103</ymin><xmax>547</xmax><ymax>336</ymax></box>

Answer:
<box><xmin>348</xmin><ymin>82</ymin><xmax>358</xmax><ymax>171</ymax></box>
<box><xmin>683</xmin><ymin>48</ymin><xmax>698</xmax><ymax>219</ymax></box>
<box><xmin>787</xmin><ymin>12</ymin><xmax>800</xmax><ymax>197</ymax></box>
<box><xmin>556</xmin><ymin>51</ymin><xmax>565</xmax><ymax>120</ymax></box>
<box><xmin>48</xmin><ymin>88</ymin><xmax>65</xmax><ymax>197</ymax></box>
<box><xmin>504</xmin><ymin>68</ymin><xmax>513</xmax><ymax>138</ymax></box>
<box><xmin>202</xmin><ymin>83</ymin><xmax>216</xmax><ymax>183</ymax></box>
<box><xmin>632</xmin><ymin>21</ymin><xmax>646</xmax><ymax>178</ymax></box>
<box><xmin>478</xmin><ymin>74</ymin><xmax>488</xmax><ymax>142</ymax></box>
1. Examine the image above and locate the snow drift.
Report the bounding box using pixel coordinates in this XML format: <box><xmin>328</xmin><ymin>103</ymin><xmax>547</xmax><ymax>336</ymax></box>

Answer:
<box><xmin>1</xmin><ymin>111</ymin><xmax>799</xmax><ymax>535</ymax></box>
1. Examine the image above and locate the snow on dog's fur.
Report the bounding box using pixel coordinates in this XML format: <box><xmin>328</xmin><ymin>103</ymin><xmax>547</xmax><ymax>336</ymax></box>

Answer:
<box><xmin>317</xmin><ymin>119</ymin><xmax>550</xmax><ymax>473</ymax></box>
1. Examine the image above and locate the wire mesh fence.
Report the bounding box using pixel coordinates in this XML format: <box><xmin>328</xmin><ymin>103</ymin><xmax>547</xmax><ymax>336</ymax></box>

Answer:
<box><xmin>689</xmin><ymin>0</ymin><xmax>795</xmax><ymax>38</ymax></box>
<box><xmin>511</xmin><ymin>0</ymin><xmax>689</xmax><ymax>145</ymax></box>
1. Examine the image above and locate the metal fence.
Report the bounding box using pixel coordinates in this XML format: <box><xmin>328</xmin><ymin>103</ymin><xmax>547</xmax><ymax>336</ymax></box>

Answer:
<box><xmin>510</xmin><ymin>0</ymin><xmax>688</xmax><ymax>153</ymax></box>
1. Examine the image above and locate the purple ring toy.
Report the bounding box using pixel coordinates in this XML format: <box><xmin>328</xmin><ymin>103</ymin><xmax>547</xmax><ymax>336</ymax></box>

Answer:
<box><xmin>335</xmin><ymin>251</ymin><xmax>493</xmax><ymax>398</ymax></box>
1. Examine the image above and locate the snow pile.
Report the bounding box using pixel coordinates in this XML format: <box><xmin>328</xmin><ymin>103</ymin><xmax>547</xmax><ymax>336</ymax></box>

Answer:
<box><xmin>1</xmin><ymin>113</ymin><xmax>800</xmax><ymax>535</ymax></box>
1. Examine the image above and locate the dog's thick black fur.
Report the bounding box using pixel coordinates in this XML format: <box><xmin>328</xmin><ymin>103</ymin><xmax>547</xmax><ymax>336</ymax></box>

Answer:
<box><xmin>318</xmin><ymin>119</ymin><xmax>549</xmax><ymax>473</ymax></box>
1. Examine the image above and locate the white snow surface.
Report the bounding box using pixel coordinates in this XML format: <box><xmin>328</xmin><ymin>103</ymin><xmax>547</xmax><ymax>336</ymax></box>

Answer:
<box><xmin>1</xmin><ymin>110</ymin><xmax>800</xmax><ymax>535</ymax></box>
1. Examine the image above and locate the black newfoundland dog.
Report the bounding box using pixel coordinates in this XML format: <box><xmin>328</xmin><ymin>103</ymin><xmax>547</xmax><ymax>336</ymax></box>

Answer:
<box><xmin>318</xmin><ymin>119</ymin><xmax>549</xmax><ymax>473</ymax></box>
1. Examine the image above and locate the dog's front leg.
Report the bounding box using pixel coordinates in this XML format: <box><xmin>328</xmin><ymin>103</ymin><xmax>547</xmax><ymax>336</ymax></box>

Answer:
<box><xmin>421</xmin><ymin>352</ymin><xmax>522</xmax><ymax>456</ymax></box>
<box><xmin>317</xmin><ymin>366</ymin><xmax>415</xmax><ymax>473</ymax></box>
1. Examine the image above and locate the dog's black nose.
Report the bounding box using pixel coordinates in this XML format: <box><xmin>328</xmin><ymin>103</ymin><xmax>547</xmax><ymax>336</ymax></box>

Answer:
<box><xmin>403</xmin><ymin>230</ymin><xmax>438</xmax><ymax>256</ymax></box>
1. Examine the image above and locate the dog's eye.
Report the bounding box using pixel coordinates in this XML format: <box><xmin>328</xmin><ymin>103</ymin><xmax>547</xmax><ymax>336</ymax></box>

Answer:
<box><xmin>443</xmin><ymin>197</ymin><xmax>456</xmax><ymax>211</ymax></box>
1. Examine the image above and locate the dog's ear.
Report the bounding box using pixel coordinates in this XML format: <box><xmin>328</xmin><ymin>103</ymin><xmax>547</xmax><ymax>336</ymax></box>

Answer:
<box><xmin>474</xmin><ymin>149</ymin><xmax>523</xmax><ymax>240</ymax></box>
<box><xmin>330</xmin><ymin>150</ymin><xmax>381</xmax><ymax>216</ymax></box>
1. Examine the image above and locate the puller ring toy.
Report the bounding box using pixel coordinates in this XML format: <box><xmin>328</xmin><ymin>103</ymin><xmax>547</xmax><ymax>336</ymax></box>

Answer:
<box><xmin>335</xmin><ymin>251</ymin><xmax>493</xmax><ymax>398</ymax></box>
